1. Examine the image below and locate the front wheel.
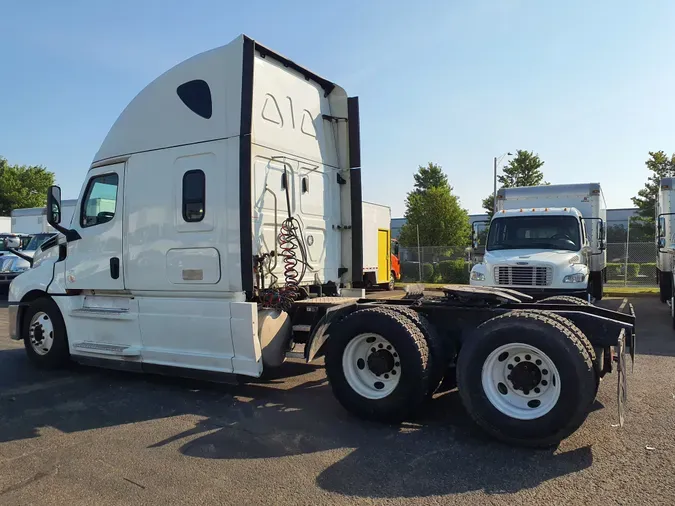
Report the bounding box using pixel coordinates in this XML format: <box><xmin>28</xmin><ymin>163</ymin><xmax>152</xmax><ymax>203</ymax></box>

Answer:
<box><xmin>457</xmin><ymin>311</ymin><xmax>597</xmax><ymax>447</ymax></box>
<box><xmin>22</xmin><ymin>297</ymin><xmax>70</xmax><ymax>369</ymax></box>
<box><xmin>660</xmin><ymin>270</ymin><xmax>672</xmax><ymax>303</ymax></box>
<box><xmin>589</xmin><ymin>271</ymin><xmax>603</xmax><ymax>301</ymax></box>
<box><xmin>325</xmin><ymin>308</ymin><xmax>431</xmax><ymax>422</ymax></box>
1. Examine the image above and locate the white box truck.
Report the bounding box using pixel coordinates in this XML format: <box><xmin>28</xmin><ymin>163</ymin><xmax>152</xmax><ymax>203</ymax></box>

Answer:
<box><xmin>656</xmin><ymin>177</ymin><xmax>675</xmax><ymax>318</ymax></box>
<box><xmin>12</xmin><ymin>200</ymin><xmax>77</xmax><ymax>234</ymax></box>
<box><xmin>6</xmin><ymin>35</ymin><xmax>634</xmax><ymax>447</ymax></box>
<box><xmin>0</xmin><ymin>217</ymin><xmax>12</xmax><ymax>234</ymax></box>
<box><xmin>362</xmin><ymin>201</ymin><xmax>396</xmax><ymax>290</ymax></box>
<box><xmin>470</xmin><ymin>184</ymin><xmax>607</xmax><ymax>300</ymax></box>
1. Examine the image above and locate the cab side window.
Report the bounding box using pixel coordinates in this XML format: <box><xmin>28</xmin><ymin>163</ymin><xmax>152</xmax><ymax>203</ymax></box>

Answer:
<box><xmin>81</xmin><ymin>173</ymin><xmax>119</xmax><ymax>228</ymax></box>
<box><xmin>182</xmin><ymin>170</ymin><xmax>205</xmax><ymax>222</ymax></box>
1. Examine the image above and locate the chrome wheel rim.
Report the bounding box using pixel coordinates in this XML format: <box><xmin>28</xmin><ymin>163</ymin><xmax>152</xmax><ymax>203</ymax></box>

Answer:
<box><xmin>481</xmin><ymin>342</ymin><xmax>561</xmax><ymax>420</ymax></box>
<box><xmin>29</xmin><ymin>311</ymin><xmax>55</xmax><ymax>356</ymax></box>
<box><xmin>342</xmin><ymin>333</ymin><xmax>401</xmax><ymax>399</ymax></box>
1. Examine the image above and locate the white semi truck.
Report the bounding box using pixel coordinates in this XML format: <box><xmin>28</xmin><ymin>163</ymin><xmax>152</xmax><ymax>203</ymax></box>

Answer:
<box><xmin>656</xmin><ymin>177</ymin><xmax>675</xmax><ymax>322</ymax></box>
<box><xmin>470</xmin><ymin>184</ymin><xmax>607</xmax><ymax>301</ymax></box>
<box><xmin>7</xmin><ymin>35</ymin><xmax>634</xmax><ymax>447</ymax></box>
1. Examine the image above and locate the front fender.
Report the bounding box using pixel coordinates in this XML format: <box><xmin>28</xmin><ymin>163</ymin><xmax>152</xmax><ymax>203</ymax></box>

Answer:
<box><xmin>8</xmin><ymin>261</ymin><xmax>55</xmax><ymax>303</ymax></box>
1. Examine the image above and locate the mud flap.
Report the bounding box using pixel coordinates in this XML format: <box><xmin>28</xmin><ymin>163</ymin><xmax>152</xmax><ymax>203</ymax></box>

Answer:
<box><xmin>629</xmin><ymin>302</ymin><xmax>636</xmax><ymax>372</ymax></box>
<box><xmin>615</xmin><ymin>329</ymin><xmax>627</xmax><ymax>427</ymax></box>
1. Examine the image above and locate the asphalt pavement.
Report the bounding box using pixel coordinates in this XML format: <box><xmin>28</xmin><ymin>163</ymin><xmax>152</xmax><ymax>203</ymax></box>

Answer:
<box><xmin>1</xmin><ymin>295</ymin><xmax>674</xmax><ymax>505</ymax></box>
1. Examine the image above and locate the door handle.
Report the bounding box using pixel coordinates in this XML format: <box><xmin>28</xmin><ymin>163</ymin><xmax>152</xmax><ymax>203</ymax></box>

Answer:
<box><xmin>110</xmin><ymin>257</ymin><xmax>120</xmax><ymax>280</ymax></box>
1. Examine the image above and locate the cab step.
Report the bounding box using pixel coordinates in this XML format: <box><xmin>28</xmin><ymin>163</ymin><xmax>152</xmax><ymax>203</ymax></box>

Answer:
<box><xmin>72</xmin><ymin>341</ymin><xmax>141</xmax><ymax>357</ymax></box>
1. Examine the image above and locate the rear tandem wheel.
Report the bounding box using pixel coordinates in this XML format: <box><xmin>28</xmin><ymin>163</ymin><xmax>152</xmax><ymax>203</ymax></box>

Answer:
<box><xmin>457</xmin><ymin>311</ymin><xmax>597</xmax><ymax>447</ymax></box>
<box><xmin>325</xmin><ymin>307</ymin><xmax>432</xmax><ymax>422</ymax></box>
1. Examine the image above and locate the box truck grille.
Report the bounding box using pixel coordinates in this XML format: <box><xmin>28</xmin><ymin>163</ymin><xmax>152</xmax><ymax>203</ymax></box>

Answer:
<box><xmin>494</xmin><ymin>266</ymin><xmax>552</xmax><ymax>286</ymax></box>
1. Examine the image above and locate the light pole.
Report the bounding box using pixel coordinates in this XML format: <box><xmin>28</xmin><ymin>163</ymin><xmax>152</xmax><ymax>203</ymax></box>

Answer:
<box><xmin>493</xmin><ymin>152</ymin><xmax>514</xmax><ymax>213</ymax></box>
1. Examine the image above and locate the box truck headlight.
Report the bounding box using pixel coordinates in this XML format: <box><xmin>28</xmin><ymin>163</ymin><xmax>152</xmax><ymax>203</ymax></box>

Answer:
<box><xmin>563</xmin><ymin>272</ymin><xmax>586</xmax><ymax>283</ymax></box>
<box><xmin>470</xmin><ymin>270</ymin><xmax>485</xmax><ymax>281</ymax></box>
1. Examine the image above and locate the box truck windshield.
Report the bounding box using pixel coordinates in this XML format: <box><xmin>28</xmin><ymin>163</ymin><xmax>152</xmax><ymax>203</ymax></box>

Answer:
<box><xmin>487</xmin><ymin>215</ymin><xmax>581</xmax><ymax>252</ymax></box>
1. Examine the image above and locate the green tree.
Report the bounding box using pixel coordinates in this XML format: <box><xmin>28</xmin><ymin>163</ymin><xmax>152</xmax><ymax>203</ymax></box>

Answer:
<box><xmin>0</xmin><ymin>157</ymin><xmax>55</xmax><ymax>215</ymax></box>
<box><xmin>630</xmin><ymin>151</ymin><xmax>675</xmax><ymax>236</ymax></box>
<box><xmin>399</xmin><ymin>164</ymin><xmax>470</xmax><ymax>252</ymax></box>
<box><xmin>410</xmin><ymin>162</ymin><xmax>449</xmax><ymax>194</ymax></box>
<box><xmin>482</xmin><ymin>150</ymin><xmax>547</xmax><ymax>216</ymax></box>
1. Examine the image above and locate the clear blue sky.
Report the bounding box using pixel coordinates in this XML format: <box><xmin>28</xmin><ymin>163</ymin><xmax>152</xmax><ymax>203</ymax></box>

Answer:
<box><xmin>2</xmin><ymin>0</ymin><xmax>674</xmax><ymax>217</ymax></box>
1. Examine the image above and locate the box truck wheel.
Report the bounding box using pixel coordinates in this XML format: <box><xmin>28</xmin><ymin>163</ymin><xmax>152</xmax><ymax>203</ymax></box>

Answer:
<box><xmin>382</xmin><ymin>272</ymin><xmax>395</xmax><ymax>291</ymax></box>
<box><xmin>589</xmin><ymin>272</ymin><xmax>603</xmax><ymax>301</ymax></box>
<box><xmin>659</xmin><ymin>270</ymin><xmax>672</xmax><ymax>303</ymax></box>
<box><xmin>325</xmin><ymin>308</ymin><xmax>431</xmax><ymax>422</ymax></box>
<box><xmin>457</xmin><ymin>312</ymin><xmax>596</xmax><ymax>447</ymax></box>
<box><xmin>22</xmin><ymin>297</ymin><xmax>70</xmax><ymax>369</ymax></box>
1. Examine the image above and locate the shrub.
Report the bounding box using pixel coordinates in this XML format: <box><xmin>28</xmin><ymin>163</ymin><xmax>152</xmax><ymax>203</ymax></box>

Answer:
<box><xmin>627</xmin><ymin>263</ymin><xmax>640</xmax><ymax>279</ymax></box>
<box><xmin>401</xmin><ymin>262</ymin><xmax>420</xmax><ymax>282</ymax></box>
<box><xmin>438</xmin><ymin>259</ymin><xmax>469</xmax><ymax>284</ymax></box>
<box><xmin>639</xmin><ymin>262</ymin><xmax>656</xmax><ymax>280</ymax></box>
<box><xmin>422</xmin><ymin>262</ymin><xmax>434</xmax><ymax>282</ymax></box>
<box><xmin>606</xmin><ymin>263</ymin><xmax>623</xmax><ymax>278</ymax></box>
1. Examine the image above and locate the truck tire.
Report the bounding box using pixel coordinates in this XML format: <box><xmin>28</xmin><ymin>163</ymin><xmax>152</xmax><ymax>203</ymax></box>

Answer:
<box><xmin>589</xmin><ymin>272</ymin><xmax>604</xmax><ymax>301</ymax></box>
<box><xmin>457</xmin><ymin>311</ymin><xmax>597</xmax><ymax>447</ymax></box>
<box><xmin>659</xmin><ymin>270</ymin><xmax>672</xmax><ymax>303</ymax></box>
<box><xmin>378</xmin><ymin>305</ymin><xmax>448</xmax><ymax>397</ymax></box>
<box><xmin>22</xmin><ymin>297</ymin><xmax>70</xmax><ymax>369</ymax></box>
<box><xmin>325</xmin><ymin>307</ymin><xmax>431</xmax><ymax>422</ymax></box>
<box><xmin>379</xmin><ymin>273</ymin><xmax>396</xmax><ymax>291</ymax></box>
<box><xmin>515</xmin><ymin>310</ymin><xmax>599</xmax><ymax>394</ymax></box>
<box><xmin>540</xmin><ymin>295</ymin><xmax>591</xmax><ymax>306</ymax></box>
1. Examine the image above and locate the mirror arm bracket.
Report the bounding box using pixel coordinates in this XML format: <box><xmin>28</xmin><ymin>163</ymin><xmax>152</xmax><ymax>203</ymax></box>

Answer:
<box><xmin>53</xmin><ymin>224</ymin><xmax>81</xmax><ymax>242</ymax></box>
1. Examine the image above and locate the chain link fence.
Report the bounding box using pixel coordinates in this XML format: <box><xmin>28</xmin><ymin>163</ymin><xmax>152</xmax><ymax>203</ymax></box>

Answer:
<box><xmin>606</xmin><ymin>241</ymin><xmax>657</xmax><ymax>287</ymax></box>
<box><xmin>399</xmin><ymin>246</ymin><xmax>472</xmax><ymax>284</ymax></box>
<box><xmin>398</xmin><ymin>241</ymin><xmax>658</xmax><ymax>287</ymax></box>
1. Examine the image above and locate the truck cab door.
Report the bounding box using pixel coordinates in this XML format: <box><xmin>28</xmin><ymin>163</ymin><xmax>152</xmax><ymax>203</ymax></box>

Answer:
<box><xmin>65</xmin><ymin>163</ymin><xmax>125</xmax><ymax>291</ymax></box>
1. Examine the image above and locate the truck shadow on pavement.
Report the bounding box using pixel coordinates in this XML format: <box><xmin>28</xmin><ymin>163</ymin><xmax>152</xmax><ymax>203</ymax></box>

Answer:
<box><xmin>0</xmin><ymin>348</ymin><xmax>593</xmax><ymax>498</ymax></box>
<box><xmin>170</xmin><ymin>388</ymin><xmax>593</xmax><ymax>497</ymax></box>
<box><xmin>149</xmin><ymin>367</ymin><xmax>594</xmax><ymax>497</ymax></box>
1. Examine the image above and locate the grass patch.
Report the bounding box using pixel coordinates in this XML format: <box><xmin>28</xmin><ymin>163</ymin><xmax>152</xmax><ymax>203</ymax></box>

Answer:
<box><xmin>395</xmin><ymin>282</ymin><xmax>658</xmax><ymax>295</ymax></box>
<box><xmin>604</xmin><ymin>286</ymin><xmax>657</xmax><ymax>295</ymax></box>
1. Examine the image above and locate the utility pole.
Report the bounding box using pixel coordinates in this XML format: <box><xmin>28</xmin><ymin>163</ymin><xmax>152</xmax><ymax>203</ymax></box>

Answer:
<box><xmin>624</xmin><ymin>219</ymin><xmax>631</xmax><ymax>287</ymax></box>
<box><xmin>493</xmin><ymin>156</ymin><xmax>497</xmax><ymax>214</ymax></box>
<box><xmin>416</xmin><ymin>224</ymin><xmax>422</xmax><ymax>282</ymax></box>
<box><xmin>493</xmin><ymin>152</ymin><xmax>513</xmax><ymax>214</ymax></box>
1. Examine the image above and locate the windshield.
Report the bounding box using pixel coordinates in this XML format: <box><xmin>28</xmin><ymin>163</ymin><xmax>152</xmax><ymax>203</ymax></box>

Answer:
<box><xmin>487</xmin><ymin>215</ymin><xmax>582</xmax><ymax>252</ymax></box>
<box><xmin>25</xmin><ymin>233</ymin><xmax>54</xmax><ymax>251</ymax></box>
<box><xmin>0</xmin><ymin>236</ymin><xmax>18</xmax><ymax>252</ymax></box>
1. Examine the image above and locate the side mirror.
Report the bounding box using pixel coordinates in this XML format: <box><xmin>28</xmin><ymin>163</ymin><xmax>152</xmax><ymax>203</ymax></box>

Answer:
<box><xmin>47</xmin><ymin>185</ymin><xmax>62</xmax><ymax>226</ymax></box>
<box><xmin>659</xmin><ymin>237</ymin><xmax>666</xmax><ymax>249</ymax></box>
<box><xmin>5</xmin><ymin>236</ymin><xmax>20</xmax><ymax>249</ymax></box>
